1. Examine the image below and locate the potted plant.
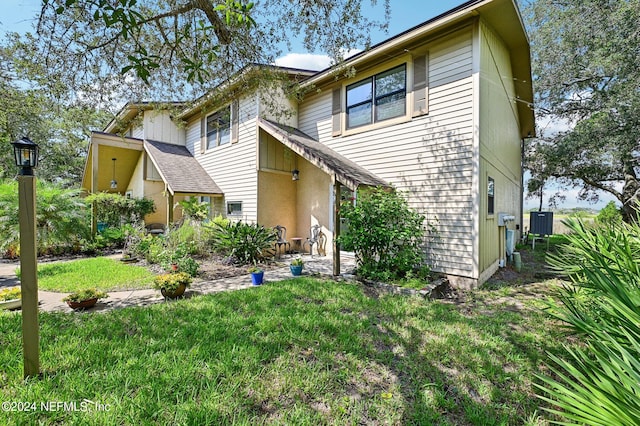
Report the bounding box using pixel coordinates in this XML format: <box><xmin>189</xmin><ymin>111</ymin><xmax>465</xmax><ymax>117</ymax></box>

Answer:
<box><xmin>248</xmin><ymin>266</ymin><xmax>264</xmax><ymax>285</ymax></box>
<box><xmin>290</xmin><ymin>257</ymin><xmax>304</xmax><ymax>276</ymax></box>
<box><xmin>0</xmin><ymin>287</ymin><xmax>21</xmax><ymax>310</ymax></box>
<box><xmin>153</xmin><ymin>272</ymin><xmax>192</xmax><ymax>299</ymax></box>
<box><xmin>63</xmin><ymin>288</ymin><xmax>108</xmax><ymax>310</ymax></box>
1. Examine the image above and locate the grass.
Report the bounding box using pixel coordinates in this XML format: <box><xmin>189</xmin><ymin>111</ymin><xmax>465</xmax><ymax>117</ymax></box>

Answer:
<box><xmin>19</xmin><ymin>257</ymin><xmax>156</xmax><ymax>292</ymax></box>
<box><xmin>0</xmin><ymin>277</ymin><xmax>568</xmax><ymax>425</ymax></box>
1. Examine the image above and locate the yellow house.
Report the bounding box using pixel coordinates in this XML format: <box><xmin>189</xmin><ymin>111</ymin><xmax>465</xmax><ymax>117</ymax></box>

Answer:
<box><xmin>82</xmin><ymin>0</ymin><xmax>534</xmax><ymax>288</ymax></box>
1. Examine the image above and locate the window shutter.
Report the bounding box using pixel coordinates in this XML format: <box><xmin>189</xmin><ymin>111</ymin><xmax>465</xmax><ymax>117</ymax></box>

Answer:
<box><xmin>331</xmin><ymin>88</ymin><xmax>342</xmax><ymax>136</ymax></box>
<box><xmin>231</xmin><ymin>100</ymin><xmax>239</xmax><ymax>143</ymax></box>
<box><xmin>412</xmin><ymin>54</ymin><xmax>429</xmax><ymax>117</ymax></box>
<box><xmin>200</xmin><ymin>115</ymin><xmax>206</xmax><ymax>153</ymax></box>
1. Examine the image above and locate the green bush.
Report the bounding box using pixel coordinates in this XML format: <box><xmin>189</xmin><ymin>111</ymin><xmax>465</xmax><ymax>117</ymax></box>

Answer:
<box><xmin>596</xmin><ymin>200</ymin><xmax>622</xmax><ymax>226</ymax></box>
<box><xmin>85</xmin><ymin>192</ymin><xmax>155</xmax><ymax>227</ymax></box>
<box><xmin>338</xmin><ymin>187</ymin><xmax>427</xmax><ymax>281</ymax></box>
<box><xmin>209</xmin><ymin>220</ymin><xmax>276</xmax><ymax>265</ymax></box>
<box><xmin>0</xmin><ymin>180</ymin><xmax>90</xmax><ymax>257</ymax></box>
<box><xmin>158</xmin><ymin>241</ymin><xmax>199</xmax><ymax>277</ymax></box>
<box><xmin>536</xmin><ymin>218</ymin><xmax>640</xmax><ymax>425</ymax></box>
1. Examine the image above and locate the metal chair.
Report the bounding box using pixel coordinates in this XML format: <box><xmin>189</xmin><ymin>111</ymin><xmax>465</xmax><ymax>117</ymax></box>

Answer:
<box><xmin>303</xmin><ymin>224</ymin><xmax>322</xmax><ymax>257</ymax></box>
<box><xmin>274</xmin><ymin>225</ymin><xmax>290</xmax><ymax>258</ymax></box>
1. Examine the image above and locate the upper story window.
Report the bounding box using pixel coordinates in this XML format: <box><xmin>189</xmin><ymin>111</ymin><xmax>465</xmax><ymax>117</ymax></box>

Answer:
<box><xmin>346</xmin><ymin>64</ymin><xmax>406</xmax><ymax>129</ymax></box>
<box><xmin>207</xmin><ymin>108</ymin><xmax>231</xmax><ymax>149</ymax></box>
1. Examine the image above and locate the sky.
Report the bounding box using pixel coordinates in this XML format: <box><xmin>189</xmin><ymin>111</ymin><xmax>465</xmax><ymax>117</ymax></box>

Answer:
<box><xmin>0</xmin><ymin>0</ymin><xmax>618</xmax><ymax>210</ymax></box>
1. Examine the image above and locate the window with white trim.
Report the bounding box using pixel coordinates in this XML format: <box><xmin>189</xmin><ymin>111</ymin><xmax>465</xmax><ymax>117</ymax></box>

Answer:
<box><xmin>206</xmin><ymin>108</ymin><xmax>231</xmax><ymax>149</ymax></box>
<box><xmin>346</xmin><ymin>64</ymin><xmax>406</xmax><ymax>129</ymax></box>
<box><xmin>226</xmin><ymin>201</ymin><xmax>242</xmax><ymax>217</ymax></box>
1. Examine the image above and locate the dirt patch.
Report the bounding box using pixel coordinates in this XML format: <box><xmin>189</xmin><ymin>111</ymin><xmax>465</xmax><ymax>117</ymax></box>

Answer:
<box><xmin>196</xmin><ymin>255</ymin><xmax>284</xmax><ymax>280</ymax></box>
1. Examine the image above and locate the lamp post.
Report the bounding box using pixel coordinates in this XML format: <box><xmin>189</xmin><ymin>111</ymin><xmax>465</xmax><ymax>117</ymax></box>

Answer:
<box><xmin>11</xmin><ymin>137</ymin><xmax>40</xmax><ymax>379</ymax></box>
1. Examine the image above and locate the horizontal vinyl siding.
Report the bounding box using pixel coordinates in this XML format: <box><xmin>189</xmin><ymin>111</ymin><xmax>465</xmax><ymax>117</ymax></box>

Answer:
<box><xmin>185</xmin><ymin>96</ymin><xmax>259</xmax><ymax>222</ymax></box>
<box><xmin>299</xmin><ymin>28</ymin><xmax>475</xmax><ymax>278</ymax></box>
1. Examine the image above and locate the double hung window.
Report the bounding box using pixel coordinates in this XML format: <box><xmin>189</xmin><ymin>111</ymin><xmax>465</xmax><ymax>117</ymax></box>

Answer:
<box><xmin>206</xmin><ymin>108</ymin><xmax>231</xmax><ymax>149</ymax></box>
<box><xmin>346</xmin><ymin>64</ymin><xmax>406</xmax><ymax>129</ymax></box>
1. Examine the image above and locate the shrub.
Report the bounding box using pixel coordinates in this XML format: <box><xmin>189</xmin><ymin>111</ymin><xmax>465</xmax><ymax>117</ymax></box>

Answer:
<box><xmin>338</xmin><ymin>187</ymin><xmax>427</xmax><ymax>281</ymax></box>
<box><xmin>158</xmin><ymin>241</ymin><xmax>199</xmax><ymax>277</ymax></box>
<box><xmin>536</xmin><ymin>218</ymin><xmax>640</xmax><ymax>425</ymax></box>
<box><xmin>178</xmin><ymin>198</ymin><xmax>209</xmax><ymax>221</ymax></box>
<box><xmin>0</xmin><ymin>180</ymin><xmax>90</xmax><ymax>257</ymax></box>
<box><xmin>85</xmin><ymin>192</ymin><xmax>155</xmax><ymax>228</ymax></box>
<box><xmin>209</xmin><ymin>220</ymin><xmax>276</xmax><ymax>265</ymax></box>
<box><xmin>595</xmin><ymin>200</ymin><xmax>622</xmax><ymax>226</ymax></box>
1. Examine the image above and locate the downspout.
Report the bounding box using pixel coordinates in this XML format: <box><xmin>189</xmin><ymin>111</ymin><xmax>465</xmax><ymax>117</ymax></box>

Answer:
<box><xmin>520</xmin><ymin>137</ymin><xmax>525</xmax><ymax>242</ymax></box>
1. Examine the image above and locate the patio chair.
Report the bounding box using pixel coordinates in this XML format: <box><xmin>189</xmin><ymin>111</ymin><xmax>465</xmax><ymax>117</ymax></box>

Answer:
<box><xmin>273</xmin><ymin>225</ymin><xmax>290</xmax><ymax>258</ymax></box>
<box><xmin>303</xmin><ymin>224</ymin><xmax>322</xmax><ymax>257</ymax></box>
<box><xmin>145</xmin><ymin>222</ymin><xmax>166</xmax><ymax>236</ymax></box>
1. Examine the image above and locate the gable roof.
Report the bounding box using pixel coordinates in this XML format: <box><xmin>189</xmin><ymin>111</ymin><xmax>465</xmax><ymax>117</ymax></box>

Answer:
<box><xmin>144</xmin><ymin>140</ymin><xmax>223</xmax><ymax>196</ymax></box>
<box><xmin>301</xmin><ymin>0</ymin><xmax>534</xmax><ymax>138</ymax></box>
<box><xmin>257</xmin><ymin>118</ymin><xmax>389</xmax><ymax>190</ymax></box>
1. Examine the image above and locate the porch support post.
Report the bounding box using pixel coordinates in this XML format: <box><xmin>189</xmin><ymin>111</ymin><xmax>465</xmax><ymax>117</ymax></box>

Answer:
<box><xmin>167</xmin><ymin>192</ymin><xmax>174</xmax><ymax>225</ymax></box>
<box><xmin>91</xmin><ymin>142</ymin><xmax>99</xmax><ymax>235</ymax></box>
<box><xmin>332</xmin><ymin>178</ymin><xmax>341</xmax><ymax>276</ymax></box>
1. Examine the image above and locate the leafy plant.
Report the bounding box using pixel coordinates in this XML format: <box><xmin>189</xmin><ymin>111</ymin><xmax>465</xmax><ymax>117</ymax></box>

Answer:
<box><xmin>153</xmin><ymin>272</ymin><xmax>192</xmax><ymax>293</ymax></box>
<box><xmin>0</xmin><ymin>180</ymin><xmax>90</xmax><ymax>257</ymax></box>
<box><xmin>62</xmin><ymin>288</ymin><xmax>108</xmax><ymax>303</ymax></box>
<box><xmin>536</xmin><ymin>218</ymin><xmax>640</xmax><ymax>424</ymax></box>
<box><xmin>177</xmin><ymin>198</ymin><xmax>209</xmax><ymax>221</ymax></box>
<box><xmin>595</xmin><ymin>201</ymin><xmax>622</xmax><ymax>226</ymax></box>
<box><xmin>158</xmin><ymin>241</ymin><xmax>199</xmax><ymax>277</ymax></box>
<box><xmin>338</xmin><ymin>187</ymin><xmax>428</xmax><ymax>281</ymax></box>
<box><xmin>85</xmin><ymin>192</ymin><xmax>155</xmax><ymax>228</ymax></box>
<box><xmin>291</xmin><ymin>257</ymin><xmax>304</xmax><ymax>267</ymax></box>
<box><xmin>209</xmin><ymin>220</ymin><xmax>276</xmax><ymax>265</ymax></box>
<box><xmin>247</xmin><ymin>266</ymin><xmax>262</xmax><ymax>273</ymax></box>
<box><xmin>0</xmin><ymin>287</ymin><xmax>21</xmax><ymax>301</ymax></box>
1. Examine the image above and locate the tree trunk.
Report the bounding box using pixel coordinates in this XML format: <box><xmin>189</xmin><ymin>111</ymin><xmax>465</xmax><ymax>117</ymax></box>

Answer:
<box><xmin>621</xmin><ymin>173</ymin><xmax>640</xmax><ymax>223</ymax></box>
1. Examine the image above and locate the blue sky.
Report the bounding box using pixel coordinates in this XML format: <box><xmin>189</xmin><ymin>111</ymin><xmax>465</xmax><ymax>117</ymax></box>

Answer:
<box><xmin>0</xmin><ymin>0</ymin><xmax>617</xmax><ymax>210</ymax></box>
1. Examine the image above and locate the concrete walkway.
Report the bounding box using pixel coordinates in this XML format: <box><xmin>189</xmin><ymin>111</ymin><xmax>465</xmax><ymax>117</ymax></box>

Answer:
<box><xmin>0</xmin><ymin>254</ymin><xmax>356</xmax><ymax>313</ymax></box>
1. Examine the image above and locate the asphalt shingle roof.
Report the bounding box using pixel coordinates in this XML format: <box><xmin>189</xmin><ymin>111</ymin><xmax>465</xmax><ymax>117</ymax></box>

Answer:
<box><xmin>258</xmin><ymin>118</ymin><xmax>389</xmax><ymax>190</ymax></box>
<box><xmin>144</xmin><ymin>139</ymin><xmax>223</xmax><ymax>195</ymax></box>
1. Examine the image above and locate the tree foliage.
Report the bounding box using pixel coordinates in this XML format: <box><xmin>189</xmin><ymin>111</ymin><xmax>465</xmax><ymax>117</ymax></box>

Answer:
<box><xmin>10</xmin><ymin>0</ymin><xmax>390</xmax><ymax>103</ymax></box>
<box><xmin>524</xmin><ymin>0</ymin><xmax>640</xmax><ymax>222</ymax></box>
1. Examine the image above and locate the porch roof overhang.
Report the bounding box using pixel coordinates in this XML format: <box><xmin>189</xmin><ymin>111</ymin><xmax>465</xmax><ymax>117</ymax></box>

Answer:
<box><xmin>257</xmin><ymin>118</ymin><xmax>389</xmax><ymax>191</ymax></box>
<box><xmin>144</xmin><ymin>139</ymin><xmax>223</xmax><ymax>196</ymax></box>
<box><xmin>81</xmin><ymin>132</ymin><xmax>144</xmax><ymax>194</ymax></box>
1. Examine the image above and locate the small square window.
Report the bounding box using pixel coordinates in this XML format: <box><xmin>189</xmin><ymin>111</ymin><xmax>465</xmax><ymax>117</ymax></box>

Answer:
<box><xmin>227</xmin><ymin>201</ymin><xmax>242</xmax><ymax>216</ymax></box>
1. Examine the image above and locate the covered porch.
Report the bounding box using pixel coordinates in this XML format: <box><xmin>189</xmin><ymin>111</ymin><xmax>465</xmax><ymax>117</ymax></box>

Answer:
<box><xmin>255</xmin><ymin>118</ymin><xmax>389</xmax><ymax>274</ymax></box>
<box><xmin>82</xmin><ymin>133</ymin><xmax>223</xmax><ymax>231</ymax></box>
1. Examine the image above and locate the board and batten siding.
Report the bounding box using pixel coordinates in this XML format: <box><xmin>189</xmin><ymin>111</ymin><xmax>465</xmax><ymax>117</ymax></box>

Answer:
<box><xmin>478</xmin><ymin>20</ymin><xmax>523</xmax><ymax>280</ymax></box>
<box><xmin>298</xmin><ymin>28</ymin><xmax>476</xmax><ymax>278</ymax></box>
<box><xmin>143</xmin><ymin>111</ymin><xmax>185</xmax><ymax>145</ymax></box>
<box><xmin>185</xmin><ymin>96</ymin><xmax>259</xmax><ymax>222</ymax></box>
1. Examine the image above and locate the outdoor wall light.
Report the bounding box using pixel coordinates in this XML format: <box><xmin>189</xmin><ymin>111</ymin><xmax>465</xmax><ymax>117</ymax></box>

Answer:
<box><xmin>110</xmin><ymin>158</ymin><xmax>118</xmax><ymax>189</ymax></box>
<box><xmin>11</xmin><ymin>137</ymin><xmax>39</xmax><ymax>175</ymax></box>
<box><xmin>292</xmin><ymin>169</ymin><xmax>300</xmax><ymax>181</ymax></box>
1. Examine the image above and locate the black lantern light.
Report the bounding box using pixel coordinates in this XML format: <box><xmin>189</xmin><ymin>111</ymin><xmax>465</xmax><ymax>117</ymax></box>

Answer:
<box><xmin>11</xmin><ymin>137</ymin><xmax>39</xmax><ymax>175</ymax></box>
<box><xmin>292</xmin><ymin>169</ymin><xmax>300</xmax><ymax>181</ymax></box>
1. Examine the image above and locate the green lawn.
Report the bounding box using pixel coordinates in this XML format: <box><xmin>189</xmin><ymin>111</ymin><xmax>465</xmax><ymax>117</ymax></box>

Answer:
<box><xmin>0</xmin><ymin>278</ymin><xmax>566</xmax><ymax>425</ymax></box>
<box><xmin>23</xmin><ymin>257</ymin><xmax>156</xmax><ymax>292</ymax></box>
